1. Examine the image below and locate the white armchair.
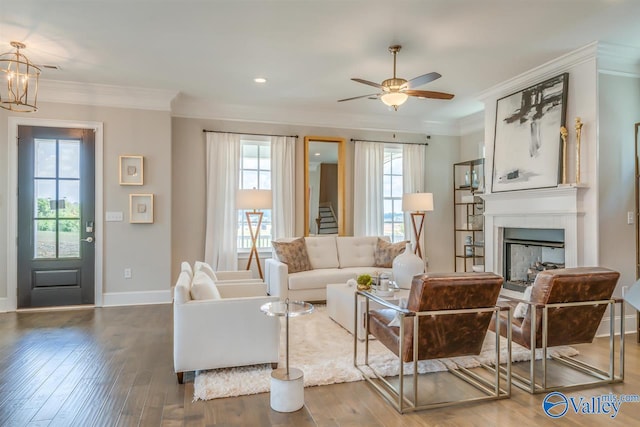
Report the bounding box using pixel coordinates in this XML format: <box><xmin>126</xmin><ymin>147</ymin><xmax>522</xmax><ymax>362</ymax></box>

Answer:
<box><xmin>173</xmin><ymin>270</ymin><xmax>280</xmax><ymax>383</ymax></box>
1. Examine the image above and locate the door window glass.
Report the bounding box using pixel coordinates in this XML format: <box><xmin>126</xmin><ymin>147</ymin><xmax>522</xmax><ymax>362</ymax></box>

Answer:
<box><xmin>33</xmin><ymin>139</ymin><xmax>82</xmax><ymax>259</ymax></box>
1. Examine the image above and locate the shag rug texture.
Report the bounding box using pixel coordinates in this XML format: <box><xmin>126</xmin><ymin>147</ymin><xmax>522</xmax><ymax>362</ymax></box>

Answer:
<box><xmin>193</xmin><ymin>305</ymin><xmax>578</xmax><ymax>400</ymax></box>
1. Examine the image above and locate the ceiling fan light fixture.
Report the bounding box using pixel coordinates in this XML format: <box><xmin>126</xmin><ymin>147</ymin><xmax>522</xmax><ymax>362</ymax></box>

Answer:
<box><xmin>0</xmin><ymin>41</ymin><xmax>40</xmax><ymax>112</ymax></box>
<box><xmin>380</xmin><ymin>91</ymin><xmax>408</xmax><ymax>110</ymax></box>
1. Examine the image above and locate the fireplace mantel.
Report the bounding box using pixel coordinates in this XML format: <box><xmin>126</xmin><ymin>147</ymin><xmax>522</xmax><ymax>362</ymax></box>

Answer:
<box><xmin>481</xmin><ymin>185</ymin><xmax>588</xmax><ymax>216</ymax></box>
<box><xmin>481</xmin><ymin>185</ymin><xmax>589</xmax><ymax>277</ymax></box>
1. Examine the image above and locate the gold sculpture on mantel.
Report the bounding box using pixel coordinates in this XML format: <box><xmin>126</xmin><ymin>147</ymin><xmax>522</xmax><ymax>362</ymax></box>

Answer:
<box><xmin>575</xmin><ymin>117</ymin><xmax>583</xmax><ymax>184</ymax></box>
<box><xmin>560</xmin><ymin>126</ymin><xmax>568</xmax><ymax>184</ymax></box>
<box><xmin>558</xmin><ymin>118</ymin><xmax>587</xmax><ymax>188</ymax></box>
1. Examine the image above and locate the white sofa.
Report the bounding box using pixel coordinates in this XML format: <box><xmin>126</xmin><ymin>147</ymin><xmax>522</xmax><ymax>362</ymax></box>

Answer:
<box><xmin>173</xmin><ymin>263</ymin><xmax>280</xmax><ymax>383</ymax></box>
<box><xmin>265</xmin><ymin>236</ymin><xmax>393</xmax><ymax>301</ymax></box>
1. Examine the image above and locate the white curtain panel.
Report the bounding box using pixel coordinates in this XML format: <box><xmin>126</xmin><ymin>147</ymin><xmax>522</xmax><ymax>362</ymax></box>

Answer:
<box><xmin>204</xmin><ymin>132</ymin><xmax>241</xmax><ymax>270</ymax></box>
<box><xmin>271</xmin><ymin>136</ymin><xmax>296</xmax><ymax>239</ymax></box>
<box><xmin>403</xmin><ymin>143</ymin><xmax>427</xmax><ymax>251</ymax></box>
<box><xmin>353</xmin><ymin>140</ymin><xmax>384</xmax><ymax>236</ymax></box>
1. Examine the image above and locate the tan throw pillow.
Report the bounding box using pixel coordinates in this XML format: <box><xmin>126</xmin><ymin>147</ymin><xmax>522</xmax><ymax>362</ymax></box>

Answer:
<box><xmin>272</xmin><ymin>237</ymin><xmax>312</xmax><ymax>274</ymax></box>
<box><xmin>374</xmin><ymin>238</ymin><xmax>407</xmax><ymax>268</ymax></box>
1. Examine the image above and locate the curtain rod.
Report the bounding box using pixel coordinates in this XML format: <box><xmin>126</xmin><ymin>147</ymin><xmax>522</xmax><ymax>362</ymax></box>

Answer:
<box><xmin>350</xmin><ymin>138</ymin><xmax>429</xmax><ymax>146</ymax></box>
<box><xmin>203</xmin><ymin>129</ymin><xmax>298</xmax><ymax>138</ymax></box>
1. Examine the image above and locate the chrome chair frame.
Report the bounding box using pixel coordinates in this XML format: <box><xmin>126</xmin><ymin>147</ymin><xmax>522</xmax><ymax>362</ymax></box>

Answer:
<box><xmin>353</xmin><ymin>291</ymin><xmax>511</xmax><ymax>413</ymax></box>
<box><xmin>496</xmin><ymin>295</ymin><xmax>625</xmax><ymax>394</ymax></box>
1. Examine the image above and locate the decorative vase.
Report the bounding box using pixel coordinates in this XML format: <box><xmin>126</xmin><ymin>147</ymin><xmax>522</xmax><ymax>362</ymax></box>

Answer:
<box><xmin>392</xmin><ymin>243</ymin><xmax>425</xmax><ymax>289</ymax></box>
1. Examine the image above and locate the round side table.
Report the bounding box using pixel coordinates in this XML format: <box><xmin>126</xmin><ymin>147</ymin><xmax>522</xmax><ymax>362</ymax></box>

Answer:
<box><xmin>261</xmin><ymin>299</ymin><xmax>314</xmax><ymax>412</ymax></box>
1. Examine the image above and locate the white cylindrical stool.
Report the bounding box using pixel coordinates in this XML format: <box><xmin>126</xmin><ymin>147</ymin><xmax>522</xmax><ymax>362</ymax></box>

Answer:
<box><xmin>270</xmin><ymin>367</ymin><xmax>304</xmax><ymax>412</ymax></box>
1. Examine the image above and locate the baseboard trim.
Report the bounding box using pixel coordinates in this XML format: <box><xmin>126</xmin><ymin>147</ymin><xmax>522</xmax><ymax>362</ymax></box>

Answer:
<box><xmin>102</xmin><ymin>290</ymin><xmax>172</xmax><ymax>307</ymax></box>
<box><xmin>596</xmin><ymin>314</ymin><xmax>638</xmax><ymax>337</ymax></box>
<box><xmin>0</xmin><ymin>298</ymin><xmax>7</xmax><ymax>313</ymax></box>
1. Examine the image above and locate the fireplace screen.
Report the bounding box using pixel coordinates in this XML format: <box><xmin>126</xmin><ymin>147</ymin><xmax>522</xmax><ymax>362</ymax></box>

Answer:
<box><xmin>503</xmin><ymin>228</ymin><xmax>565</xmax><ymax>291</ymax></box>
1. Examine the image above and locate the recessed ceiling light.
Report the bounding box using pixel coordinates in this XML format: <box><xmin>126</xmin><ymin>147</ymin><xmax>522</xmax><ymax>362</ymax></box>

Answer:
<box><xmin>314</xmin><ymin>153</ymin><xmax>321</xmax><ymax>156</ymax></box>
<box><xmin>254</xmin><ymin>77</ymin><xmax>267</xmax><ymax>83</ymax></box>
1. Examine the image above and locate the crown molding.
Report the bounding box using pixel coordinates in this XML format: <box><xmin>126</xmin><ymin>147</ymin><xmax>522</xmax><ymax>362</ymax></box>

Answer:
<box><xmin>171</xmin><ymin>94</ymin><xmax>460</xmax><ymax>136</ymax></box>
<box><xmin>38</xmin><ymin>79</ymin><xmax>178</xmax><ymax>111</ymax></box>
<box><xmin>476</xmin><ymin>42</ymin><xmax>599</xmax><ymax>103</ymax></box>
<box><xmin>597</xmin><ymin>42</ymin><xmax>640</xmax><ymax>77</ymax></box>
<box><xmin>457</xmin><ymin>110</ymin><xmax>485</xmax><ymax>136</ymax></box>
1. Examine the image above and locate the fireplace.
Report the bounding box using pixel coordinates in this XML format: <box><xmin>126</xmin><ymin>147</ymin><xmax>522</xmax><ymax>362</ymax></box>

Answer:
<box><xmin>482</xmin><ymin>186</ymin><xmax>591</xmax><ymax>294</ymax></box>
<box><xmin>503</xmin><ymin>228</ymin><xmax>565</xmax><ymax>291</ymax></box>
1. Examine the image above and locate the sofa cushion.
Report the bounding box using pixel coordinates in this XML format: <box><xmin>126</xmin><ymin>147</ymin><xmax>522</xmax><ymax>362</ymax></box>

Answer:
<box><xmin>194</xmin><ymin>260</ymin><xmax>218</xmax><ymax>281</ymax></box>
<box><xmin>287</xmin><ymin>267</ymin><xmax>394</xmax><ymax>291</ymax></box>
<box><xmin>288</xmin><ymin>269</ymin><xmax>360</xmax><ymax>291</ymax></box>
<box><xmin>340</xmin><ymin>267</ymin><xmax>393</xmax><ymax>279</ymax></box>
<box><xmin>180</xmin><ymin>261</ymin><xmax>193</xmax><ymax>280</ymax></box>
<box><xmin>190</xmin><ymin>271</ymin><xmax>222</xmax><ymax>300</ymax></box>
<box><xmin>305</xmin><ymin>236</ymin><xmax>339</xmax><ymax>269</ymax></box>
<box><xmin>336</xmin><ymin>236</ymin><xmax>379</xmax><ymax>268</ymax></box>
<box><xmin>272</xmin><ymin>237</ymin><xmax>312</xmax><ymax>273</ymax></box>
<box><xmin>374</xmin><ymin>238</ymin><xmax>407</xmax><ymax>268</ymax></box>
<box><xmin>174</xmin><ymin>271</ymin><xmax>192</xmax><ymax>304</ymax></box>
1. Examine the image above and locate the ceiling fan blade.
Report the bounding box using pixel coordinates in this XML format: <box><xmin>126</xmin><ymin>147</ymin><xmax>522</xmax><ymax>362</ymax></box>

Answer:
<box><xmin>338</xmin><ymin>93</ymin><xmax>381</xmax><ymax>102</ymax></box>
<box><xmin>405</xmin><ymin>89</ymin><xmax>454</xmax><ymax>100</ymax></box>
<box><xmin>351</xmin><ymin>78</ymin><xmax>384</xmax><ymax>89</ymax></box>
<box><xmin>404</xmin><ymin>72</ymin><xmax>441</xmax><ymax>89</ymax></box>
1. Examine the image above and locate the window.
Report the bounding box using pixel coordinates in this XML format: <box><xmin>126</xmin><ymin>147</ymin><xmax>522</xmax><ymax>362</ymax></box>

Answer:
<box><xmin>33</xmin><ymin>138</ymin><xmax>82</xmax><ymax>259</ymax></box>
<box><xmin>237</xmin><ymin>139</ymin><xmax>272</xmax><ymax>250</ymax></box>
<box><xmin>383</xmin><ymin>146</ymin><xmax>404</xmax><ymax>242</ymax></box>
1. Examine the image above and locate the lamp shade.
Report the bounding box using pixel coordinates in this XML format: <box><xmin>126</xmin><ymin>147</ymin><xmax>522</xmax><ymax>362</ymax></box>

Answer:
<box><xmin>236</xmin><ymin>189</ymin><xmax>272</xmax><ymax>210</ymax></box>
<box><xmin>380</xmin><ymin>91</ymin><xmax>408</xmax><ymax>108</ymax></box>
<box><xmin>402</xmin><ymin>192</ymin><xmax>434</xmax><ymax>212</ymax></box>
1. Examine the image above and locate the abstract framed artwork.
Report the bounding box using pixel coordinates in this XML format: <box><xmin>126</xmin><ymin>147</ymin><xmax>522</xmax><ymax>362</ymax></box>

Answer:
<box><xmin>491</xmin><ymin>73</ymin><xmax>569</xmax><ymax>193</ymax></box>
<box><xmin>129</xmin><ymin>194</ymin><xmax>154</xmax><ymax>223</ymax></box>
<box><xmin>119</xmin><ymin>155</ymin><xmax>144</xmax><ymax>185</ymax></box>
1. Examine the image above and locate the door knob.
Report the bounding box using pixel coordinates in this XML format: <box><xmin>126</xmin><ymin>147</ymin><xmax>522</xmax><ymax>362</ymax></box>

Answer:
<box><xmin>81</xmin><ymin>237</ymin><xmax>94</xmax><ymax>243</ymax></box>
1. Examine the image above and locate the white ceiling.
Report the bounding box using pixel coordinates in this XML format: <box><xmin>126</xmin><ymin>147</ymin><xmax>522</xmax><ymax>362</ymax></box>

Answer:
<box><xmin>3</xmin><ymin>0</ymin><xmax>640</xmax><ymax>134</ymax></box>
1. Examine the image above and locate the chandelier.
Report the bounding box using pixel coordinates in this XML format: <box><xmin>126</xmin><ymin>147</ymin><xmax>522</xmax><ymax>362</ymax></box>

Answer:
<box><xmin>0</xmin><ymin>41</ymin><xmax>41</xmax><ymax>112</ymax></box>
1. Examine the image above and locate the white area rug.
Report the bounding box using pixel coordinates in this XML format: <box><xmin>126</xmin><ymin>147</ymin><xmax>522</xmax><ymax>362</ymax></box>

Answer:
<box><xmin>193</xmin><ymin>305</ymin><xmax>577</xmax><ymax>400</ymax></box>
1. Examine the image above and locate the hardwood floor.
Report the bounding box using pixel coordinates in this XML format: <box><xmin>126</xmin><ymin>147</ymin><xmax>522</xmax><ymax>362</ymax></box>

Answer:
<box><xmin>0</xmin><ymin>304</ymin><xmax>638</xmax><ymax>426</ymax></box>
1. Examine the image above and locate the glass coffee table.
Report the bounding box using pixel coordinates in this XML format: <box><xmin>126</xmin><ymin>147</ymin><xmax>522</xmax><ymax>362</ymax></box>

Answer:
<box><xmin>261</xmin><ymin>299</ymin><xmax>314</xmax><ymax>412</ymax></box>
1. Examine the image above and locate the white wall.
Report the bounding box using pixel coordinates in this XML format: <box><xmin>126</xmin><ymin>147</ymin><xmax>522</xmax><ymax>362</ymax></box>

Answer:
<box><xmin>171</xmin><ymin>117</ymin><xmax>459</xmax><ymax>280</ymax></box>
<box><xmin>481</xmin><ymin>53</ymin><xmax>599</xmax><ymax>268</ymax></box>
<box><xmin>425</xmin><ymin>135</ymin><xmax>460</xmax><ymax>272</ymax></box>
<box><xmin>1</xmin><ymin>102</ymin><xmax>172</xmax><ymax>310</ymax></box>
<box><xmin>460</xmin><ymin>129</ymin><xmax>485</xmax><ymax>162</ymax></box>
<box><xmin>597</xmin><ymin>73</ymin><xmax>640</xmax><ymax>293</ymax></box>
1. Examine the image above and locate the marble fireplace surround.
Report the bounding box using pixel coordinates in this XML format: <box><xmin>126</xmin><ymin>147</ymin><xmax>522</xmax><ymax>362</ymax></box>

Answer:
<box><xmin>481</xmin><ymin>185</ymin><xmax>587</xmax><ymax>283</ymax></box>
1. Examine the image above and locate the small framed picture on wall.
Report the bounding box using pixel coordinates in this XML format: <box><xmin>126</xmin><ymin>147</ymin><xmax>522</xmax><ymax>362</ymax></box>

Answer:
<box><xmin>129</xmin><ymin>194</ymin><xmax>154</xmax><ymax>223</ymax></box>
<box><xmin>119</xmin><ymin>155</ymin><xmax>144</xmax><ymax>185</ymax></box>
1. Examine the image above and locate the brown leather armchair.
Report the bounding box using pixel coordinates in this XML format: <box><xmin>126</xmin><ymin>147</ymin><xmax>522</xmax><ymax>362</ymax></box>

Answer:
<box><xmin>490</xmin><ymin>267</ymin><xmax>624</xmax><ymax>393</ymax></box>
<box><xmin>355</xmin><ymin>272</ymin><xmax>509</xmax><ymax>413</ymax></box>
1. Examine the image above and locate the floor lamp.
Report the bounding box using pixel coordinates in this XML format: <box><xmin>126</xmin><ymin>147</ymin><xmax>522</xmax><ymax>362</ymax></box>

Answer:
<box><xmin>237</xmin><ymin>189</ymin><xmax>272</xmax><ymax>280</ymax></box>
<box><xmin>402</xmin><ymin>192</ymin><xmax>434</xmax><ymax>259</ymax></box>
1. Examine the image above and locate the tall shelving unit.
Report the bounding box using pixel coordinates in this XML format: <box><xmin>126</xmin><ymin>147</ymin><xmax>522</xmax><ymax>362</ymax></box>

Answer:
<box><xmin>453</xmin><ymin>159</ymin><xmax>485</xmax><ymax>272</ymax></box>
